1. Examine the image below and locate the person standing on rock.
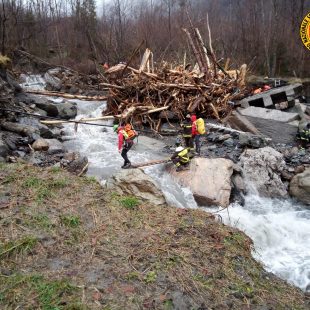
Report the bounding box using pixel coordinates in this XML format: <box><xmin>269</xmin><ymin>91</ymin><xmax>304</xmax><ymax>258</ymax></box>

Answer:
<box><xmin>114</xmin><ymin>124</ymin><xmax>133</xmax><ymax>169</ymax></box>
<box><xmin>181</xmin><ymin>114</ymin><xmax>194</xmax><ymax>150</ymax></box>
<box><xmin>191</xmin><ymin>114</ymin><xmax>201</xmax><ymax>155</ymax></box>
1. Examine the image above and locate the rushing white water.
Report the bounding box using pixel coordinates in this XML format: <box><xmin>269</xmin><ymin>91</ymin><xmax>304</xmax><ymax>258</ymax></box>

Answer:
<box><xmin>19</xmin><ymin>74</ymin><xmax>46</xmax><ymax>90</ymax></box>
<box><xmin>20</xmin><ymin>76</ymin><xmax>310</xmax><ymax>292</ymax></box>
<box><xmin>219</xmin><ymin>195</ymin><xmax>310</xmax><ymax>292</ymax></box>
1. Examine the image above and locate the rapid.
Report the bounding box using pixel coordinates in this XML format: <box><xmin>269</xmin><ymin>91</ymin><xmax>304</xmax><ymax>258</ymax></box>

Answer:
<box><xmin>22</xmin><ymin>77</ymin><xmax>310</xmax><ymax>292</ymax></box>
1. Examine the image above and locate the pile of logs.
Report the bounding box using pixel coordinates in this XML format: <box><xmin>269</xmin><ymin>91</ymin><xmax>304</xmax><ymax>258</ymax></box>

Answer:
<box><xmin>102</xmin><ymin>25</ymin><xmax>247</xmax><ymax>132</ymax></box>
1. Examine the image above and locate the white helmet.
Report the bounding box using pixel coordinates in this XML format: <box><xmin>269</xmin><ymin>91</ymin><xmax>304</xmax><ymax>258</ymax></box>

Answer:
<box><xmin>176</xmin><ymin>146</ymin><xmax>184</xmax><ymax>152</ymax></box>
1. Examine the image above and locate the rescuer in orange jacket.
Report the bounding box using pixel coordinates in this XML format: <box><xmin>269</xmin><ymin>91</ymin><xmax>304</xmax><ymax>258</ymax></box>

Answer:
<box><xmin>114</xmin><ymin>124</ymin><xmax>134</xmax><ymax>169</ymax></box>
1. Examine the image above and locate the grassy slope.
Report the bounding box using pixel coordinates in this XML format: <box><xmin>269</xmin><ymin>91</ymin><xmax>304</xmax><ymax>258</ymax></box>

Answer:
<box><xmin>0</xmin><ymin>163</ymin><xmax>308</xmax><ymax>310</ymax></box>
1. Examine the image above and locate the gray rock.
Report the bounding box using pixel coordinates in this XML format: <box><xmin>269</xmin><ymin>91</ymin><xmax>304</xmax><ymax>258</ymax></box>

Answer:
<box><xmin>32</xmin><ymin>138</ymin><xmax>49</xmax><ymax>151</ymax></box>
<box><xmin>44</xmin><ymin>72</ymin><xmax>62</xmax><ymax>91</ymax></box>
<box><xmin>232</xmin><ymin>174</ymin><xmax>245</xmax><ymax>192</ymax></box>
<box><xmin>1</xmin><ymin>121</ymin><xmax>40</xmax><ymax>142</ymax></box>
<box><xmin>218</xmin><ymin>134</ymin><xmax>231</xmax><ymax>141</ymax></box>
<box><xmin>240</xmin><ymin>147</ymin><xmax>288</xmax><ymax>198</ymax></box>
<box><xmin>239</xmin><ymin>133</ymin><xmax>251</xmax><ymax>146</ymax></box>
<box><xmin>208</xmin><ymin>144</ymin><xmax>217</xmax><ymax>150</ymax></box>
<box><xmin>19</xmin><ymin>117</ymin><xmax>54</xmax><ymax>139</ymax></box>
<box><xmin>45</xmin><ymin>139</ymin><xmax>65</xmax><ymax>154</ymax></box>
<box><xmin>34</xmin><ymin>99</ymin><xmax>59</xmax><ymax>117</ymax></box>
<box><xmin>223</xmin><ymin>138</ymin><xmax>235</xmax><ymax>147</ymax></box>
<box><xmin>56</xmin><ymin>101</ymin><xmax>77</xmax><ymax>119</ymax></box>
<box><xmin>106</xmin><ymin>168</ymin><xmax>166</xmax><ymax>206</ymax></box>
<box><xmin>289</xmin><ymin>168</ymin><xmax>310</xmax><ymax>205</ymax></box>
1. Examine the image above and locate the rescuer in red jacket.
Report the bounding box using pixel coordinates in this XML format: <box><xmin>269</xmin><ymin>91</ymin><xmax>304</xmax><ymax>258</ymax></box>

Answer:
<box><xmin>191</xmin><ymin>114</ymin><xmax>201</xmax><ymax>155</ymax></box>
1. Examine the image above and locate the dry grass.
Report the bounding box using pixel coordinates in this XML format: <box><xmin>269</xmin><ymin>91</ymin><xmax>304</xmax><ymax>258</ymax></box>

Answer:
<box><xmin>0</xmin><ymin>163</ymin><xmax>308</xmax><ymax>309</ymax></box>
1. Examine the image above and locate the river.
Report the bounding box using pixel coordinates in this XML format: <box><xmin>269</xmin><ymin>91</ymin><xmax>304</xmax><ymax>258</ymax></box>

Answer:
<box><xmin>22</xmin><ymin>78</ymin><xmax>310</xmax><ymax>292</ymax></box>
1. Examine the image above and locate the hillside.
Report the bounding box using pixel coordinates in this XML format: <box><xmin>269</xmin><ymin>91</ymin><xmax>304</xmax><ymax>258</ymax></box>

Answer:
<box><xmin>0</xmin><ymin>162</ymin><xmax>308</xmax><ymax>309</ymax></box>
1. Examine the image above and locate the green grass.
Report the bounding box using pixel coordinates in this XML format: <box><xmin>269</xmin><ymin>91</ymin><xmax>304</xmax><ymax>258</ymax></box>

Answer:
<box><xmin>120</xmin><ymin>196</ymin><xmax>140</xmax><ymax>209</ymax></box>
<box><xmin>31</xmin><ymin>214</ymin><xmax>53</xmax><ymax>230</ymax></box>
<box><xmin>50</xmin><ymin>166</ymin><xmax>62</xmax><ymax>173</ymax></box>
<box><xmin>22</xmin><ymin>176</ymin><xmax>68</xmax><ymax>203</ymax></box>
<box><xmin>61</xmin><ymin>215</ymin><xmax>81</xmax><ymax>228</ymax></box>
<box><xmin>0</xmin><ymin>236</ymin><xmax>37</xmax><ymax>258</ymax></box>
<box><xmin>84</xmin><ymin>176</ymin><xmax>98</xmax><ymax>184</ymax></box>
<box><xmin>144</xmin><ymin>271</ymin><xmax>157</xmax><ymax>284</ymax></box>
<box><xmin>0</xmin><ymin>274</ymin><xmax>84</xmax><ymax>310</ymax></box>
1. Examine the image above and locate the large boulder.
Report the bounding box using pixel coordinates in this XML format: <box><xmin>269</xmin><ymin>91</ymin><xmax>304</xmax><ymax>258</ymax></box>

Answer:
<box><xmin>289</xmin><ymin>168</ymin><xmax>310</xmax><ymax>206</ymax></box>
<box><xmin>168</xmin><ymin>158</ymin><xmax>234</xmax><ymax>207</ymax></box>
<box><xmin>106</xmin><ymin>168</ymin><xmax>166</xmax><ymax>206</ymax></box>
<box><xmin>239</xmin><ymin>147</ymin><xmax>288</xmax><ymax>198</ymax></box>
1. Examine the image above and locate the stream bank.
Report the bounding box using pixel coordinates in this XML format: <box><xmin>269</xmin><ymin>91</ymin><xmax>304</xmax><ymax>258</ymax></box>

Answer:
<box><xmin>0</xmin><ymin>163</ymin><xmax>308</xmax><ymax>309</ymax></box>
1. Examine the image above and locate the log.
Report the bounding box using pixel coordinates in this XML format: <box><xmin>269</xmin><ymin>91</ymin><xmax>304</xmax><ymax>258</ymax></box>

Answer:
<box><xmin>131</xmin><ymin>158</ymin><xmax>171</xmax><ymax>169</ymax></box>
<box><xmin>40</xmin><ymin>115</ymin><xmax>116</xmax><ymax>125</ymax></box>
<box><xmin>25</xmin><ymin>90</ymin><xmax>108</xmax><ymax>101</ymax></box>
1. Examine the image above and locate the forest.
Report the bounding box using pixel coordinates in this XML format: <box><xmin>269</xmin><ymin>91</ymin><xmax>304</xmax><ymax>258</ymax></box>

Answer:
<box><xmin>0</xmin><ymin>0</ymin><xmax>310</xmax><ymax>77</ymax></box>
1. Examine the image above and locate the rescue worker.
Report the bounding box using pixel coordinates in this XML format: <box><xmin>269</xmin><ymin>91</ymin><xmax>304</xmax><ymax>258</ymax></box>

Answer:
<box><xmin>297</xmin><ymin>122</ymin><xmax>310</xmax><ymax>149</ymax></box>
<box><xmin>181</xmin><ymin>114</ymin><xmax>194</xmax><ymax>149</ymax></box>
<box><xmin>171</xmin><ymin>140</ymin><xmax>190</xmax><ymax>172</ymax></box>
<box><xmin>191</xmin><ymin>114</ymin><xmax>201</xmax><ymax>155</ymax></box>
<box><xmin>114</xmin><ymin>124</ymin><xmax>134</xmax><ymax>168</ymax></box>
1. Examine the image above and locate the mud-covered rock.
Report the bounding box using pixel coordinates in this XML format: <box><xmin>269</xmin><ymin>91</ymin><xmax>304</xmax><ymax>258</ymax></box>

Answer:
<box><xmin>289</xmin><ymin>168</ymin><xmax>310</xmax><ymax>206</ymax></box>
<box><xmin>239</xmin><ymin>147</ymin><xmax>288</xmax><ymax>198</ymax></box>
<box><xmin>106</xmin><ymin>168</ymin><xmax>166</xmax><ymax>206</ymax></box>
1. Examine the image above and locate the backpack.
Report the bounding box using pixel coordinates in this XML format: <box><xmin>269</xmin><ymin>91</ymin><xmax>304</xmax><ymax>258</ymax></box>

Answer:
<box><xmin>124</xmin><ymin>123</ymin><xmax>138</xmax><ymax>140</ymax></box>
<box><xmin>196</xmin><ymin>118</ymin><xmax>206</xmax><ymax>135</ymax></box>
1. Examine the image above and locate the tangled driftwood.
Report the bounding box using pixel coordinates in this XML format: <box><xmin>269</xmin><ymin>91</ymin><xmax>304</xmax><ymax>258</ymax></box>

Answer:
<box><xmin>102</xmin><ymin>26</ymin><xmax>247</xmax><ymax>132</ymax></box>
